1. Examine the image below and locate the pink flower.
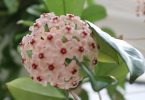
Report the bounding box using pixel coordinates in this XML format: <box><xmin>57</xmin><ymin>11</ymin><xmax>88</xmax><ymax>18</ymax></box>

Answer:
<box><xmin>20</xmin><ymin>13</ymin><xmax>99</xmax><ymax>89</ymax></box>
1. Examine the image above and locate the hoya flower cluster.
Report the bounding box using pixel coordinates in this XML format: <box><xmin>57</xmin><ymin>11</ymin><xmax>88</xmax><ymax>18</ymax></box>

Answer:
<box><xmin>20</xmin><ymin>13</ymin><xmax>99</xmax><ymax>89</ymax></box>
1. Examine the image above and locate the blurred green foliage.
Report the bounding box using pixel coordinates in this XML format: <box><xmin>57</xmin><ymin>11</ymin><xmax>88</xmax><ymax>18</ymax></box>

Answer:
<box><xmin>0</xmin><ymin>0</ymin><xmax>47</xmax><ymax>99</ymax></box>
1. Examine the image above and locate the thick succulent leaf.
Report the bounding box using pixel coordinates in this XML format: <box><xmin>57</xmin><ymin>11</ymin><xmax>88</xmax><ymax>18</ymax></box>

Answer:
<box><xmin>75</xmin><ymin>57</ymin><xmax>118</xmax><ymax>91</ymax></box>
<box><xmin>64</xmin><ymin>0</ymin><xmax>85</xmax><ymax>16</ymax></box>
<box><xmin>101</xmin><ymin>27</ymin><xmax>116</xmax><ymax>37</ymax></box>
<box><xmin>107</xmin><ymin>86</ymin><xmax>125</xmax><ymax>100</ymax></box>
<box><xmin>43</xmin><ymin>0</ymin><xmax>64</xmax><ymax>15</ymax></box>
<box><xmin>95</xmin><ymin>61</ymin><xmax>127</xmax><ymax>84</ymax></box>
<box><xmin>98</xmin><ymin>51</ymin><xmax>117</xmax><ymax>63</ymax></box>
<box><xmin>96</xmin><ymin>49</ymin><xmax>127</xmax><ymax>100</ymax></box>
<box><xmin>81</xmin><ymin>4</ymin><xmax>107</xmax><ymax>22</ymax></box>
<box><xmin>4</xmin><ymin>0</ymin><xmax>19</xmax><ymax>14</ymax></box>
<box><xmin>87</xmin><ymin>21</ymin><xmax>145</xmax><ymax>83</ymax></box>
<box><xmin>43</xmin><ymin>0</ymin><xmax>85</xmax><ymax>16</ymax></box>
<box><xmin>7</xmin><ymin>77</ymin><xmax>65</xmax><ymax>100</ymax></box>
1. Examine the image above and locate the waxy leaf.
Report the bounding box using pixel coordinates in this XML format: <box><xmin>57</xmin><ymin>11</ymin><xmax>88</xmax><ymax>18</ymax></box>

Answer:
<box><xmin>7</xmin><ymin>77</ymin><xmax>65</xmax><ymax>100</ymax></box>
<box><xmin>98</xmin><ymin>51</ymin><xmax>117</xmax><ymax>63</ymax></box>
<box><xmin>87</xmin><ymin>21</ymin><xmax>145</xmax><ymax>83</ymax></box>
<box><xmin>81</xmin><ymin>4</ymin><xmax>107</xmax><ymax>22</ymax></box>
<box><xmin>43</xmin><ymin>0</ymin><xmax>85</xmax><ymax>16</ymax></box>
<box><xmin>74</xmin><ymin>57</ymin><xmax>118</xmax><ymax>91</ymax></box>
<box><xmin>43</xmin><ymin>0</ymin><xmax>64</xmax><ymax>15</ymax></box>
<box><xmin>102</xmin><ymin>27</ymin><xmax>116</xmax><ymax>37</ymax></box>
<box><xmin>96</xmin><ymin>56</ymin><xmax>127</xmax><ymax>99</ymax></box>
<box><xmin>65</xmin><ymin>0</ymin><xmax>85</xmax><ymax>16</ymax></box>
<box><xmin>107</xmin><ymin>86</ymin><xmax>125</xmax><ymax>100</ymax></box>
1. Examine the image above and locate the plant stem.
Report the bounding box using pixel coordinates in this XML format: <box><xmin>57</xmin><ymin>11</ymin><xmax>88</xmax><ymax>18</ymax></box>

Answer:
<box><xmin>98</xmin><ymin>92</ymin><xmax>102</xmax><ymax>100</ymax></box>
<box><xmin>66</xmin><ymin>89</ymin><xmax>69</xmax><ymax>100</ymax></box>
<box><xmin>69</xmin><ymin>90</ymin><xmax>78</xmax><ymax>100</ymax></box>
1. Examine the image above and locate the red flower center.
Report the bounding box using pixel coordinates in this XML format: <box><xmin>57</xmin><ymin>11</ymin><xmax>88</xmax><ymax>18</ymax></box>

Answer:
<box><xmin>39</xmin><ymin>53</ymin><xmax>44</xmax><ymax>59</ymax></box>
<box><xmin>37</xmin><ymin>76</ymin><xmax>42</xmax><ymax>81</ymax></box>
<box><xmin>48</xmin><ymin>64</ymin><xmax>55</xmax><ymax>71</ymax></box>
<box><xmin>32</xmin><ymin>63</ymin><xmax>38</xmax><ymax>69</ymax></box>
<box><xmin>78</xmin><ymin>46</ymin><xmax>84</xmax><ymax>52</ymax></box>
<box><xmin>47</xmin><ymin>35</ymin><xmax>53</xmax><ymax>40</ymax></box>
<box><xmin>30</xmin><ymin>39</ymin><xmax>35</xmax><ymax>45</ymax></box>
<box><xmin>66</xmin><ymin>26</ymin><xmax>71</xmax><ymax>32</ymax></box>
<box><xmin>71</xmin><ymin>68</ymin><xmax>77</xmax><ymax>74</ymax></box>
<box><xmin>60</xmin><ymin>48</ymin><xmax>67</xmax><ymax>54</ymax></box>
<box><xmin>91</xmin><ymin>43</ymin><xmax>95</xmax><ymax>49</ymax></box>
<box><xmin>82</xmin><ymin>31</ymin><xmax>87</xmax><ymax>37</ymax></box>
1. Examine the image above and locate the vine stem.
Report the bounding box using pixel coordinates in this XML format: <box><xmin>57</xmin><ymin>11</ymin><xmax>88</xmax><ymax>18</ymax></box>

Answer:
<box><xmin>69</xmin><ymin>90</ymin><xmax>78</xmax><ymax>100</ymax></box>
<box><xmin>98</xmin><ymin>92</ymin><xmax>102</xmax><ymax>100</ymax></box>
<box><xmin>66</xmin><ymin>89</ymin><xmax>69</xmax><ymax>100</ymax></box>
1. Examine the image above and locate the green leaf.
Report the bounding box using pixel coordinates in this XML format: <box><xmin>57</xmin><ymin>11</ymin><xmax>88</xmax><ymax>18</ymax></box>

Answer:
<box><xmin>64</xmin><ymin>0</ymin><xmax>85</xmax><ymax>16</ymax></box>
<box><xmin>17</xmin><ymin>20</ymin><xmax>33</xmax><ymax>26</ymax></box>
<box><xmin>43</xmin><ymin>0</ymin><xmax>85</xmax><ymax>16</ymax></box>
<box><xmin>79</xmin><ymin>89</ymin><xmax>89</xmax><ymax>100</ymax></box>
<box><xmin>87</xmin><ymin>21</ymin><xmax>145</xmax><ymax>83</ymax></box>
<box><xmin>95</xmin><ymin>61</ymin><xmax>127</xmax><ymax>84</ymax></box>
<box><xmin>95</xmin><ymin>57</ymin><xmax>126</xmax><ymax>99</ymax></box>
<box><xmin>102</xmin><ymin>27</ymin><xmax>116</xmax><ymax>37</ymax></box>
<box><xmin>43</xmin><ymin>0</ymin><xmax>64</xmax><ymax>15</ymax></box>
<box><xmin>98</xmin><ymin>51</ymin><xmax>117</xmax><ymax>63</ymax></box>
<box><xmin>107</xmin><ymin>86</ymin><xmax>125</xmax><ymax>100</ymax></box>
<box><xmin>4</xmin><ymin>0</ymin><xmax>19</xmax><ymax>14</ymax></box>
<box><xmin>87</xmin><ymin>0</ymin><xmax>94</xmax><ymax>6</ymax></box>
<box><xmin>7</xmin><ymin>77</ymin><xmax>65</xmax><ymax>100</ymax></box>
<box><xmin>27</xmin><ymin>4</ymin><xmax>47</xmax><ymax>16</ymax></box>
<box><xmin>81</xmin><ymin>4</ymin><xmax>107</xmax><ymax>22</ymax></box>
<box><xmin>74</xmin><ymin>57</ymin><xmax>118</xmax><ymax>91</ymax></box>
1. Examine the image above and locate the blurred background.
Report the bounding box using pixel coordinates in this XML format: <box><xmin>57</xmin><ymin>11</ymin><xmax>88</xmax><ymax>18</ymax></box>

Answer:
<box><xmin>0</xmin><ymin>0</ymin><xmax>145</xmax><ymax>100</ymax></box>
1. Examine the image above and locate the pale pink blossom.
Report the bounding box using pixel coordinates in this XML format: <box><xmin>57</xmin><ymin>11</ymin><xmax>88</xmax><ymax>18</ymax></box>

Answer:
<box><xmin>20</xmin><ymin>13</ymin><xmax>99</xmax><ymax>89</ymax></box>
